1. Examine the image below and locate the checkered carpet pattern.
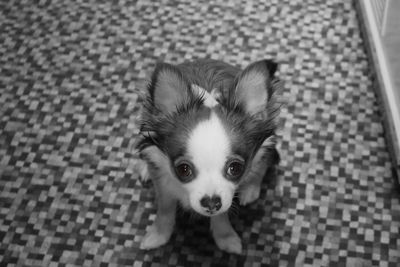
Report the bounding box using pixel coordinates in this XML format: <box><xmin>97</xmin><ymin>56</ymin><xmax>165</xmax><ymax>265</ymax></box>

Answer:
<box><xmin>1</xmin><ymin>0</ymin><xmax>399</xmax><ymax>266</ymax></box>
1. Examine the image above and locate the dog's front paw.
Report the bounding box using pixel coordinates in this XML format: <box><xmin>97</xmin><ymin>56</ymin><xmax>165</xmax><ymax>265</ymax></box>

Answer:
<box><xmin>239</xmin><ymin>184</ymin><xmax>260</xmax><ymax>205</ymax></box>
<box><xmin>135</xmin><ymin>159</ymin><xmax>152</xmax><ymax>187</ymax></box>
<box><xmin>213</xmin><ymin>231</ymin><xmax>242</xmax><ymax>254</ymax></box>
<box><xmin>140</xmin><ymin>227</ymin><xmax>172</xmax><ymax>250</ymax></box>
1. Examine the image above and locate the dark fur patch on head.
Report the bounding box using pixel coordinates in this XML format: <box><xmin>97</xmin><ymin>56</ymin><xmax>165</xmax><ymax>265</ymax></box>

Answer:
<box><xmin>216</xmin><ymin>73</ymin><xmax>282</xmax><ymax>164</ymax></box>
<box><xmin>139</xmin><ymin>96</ymin><xmax>211</xmax><ymax>160</ymax></box>
<box><xmin>214</xmin><ymin>106</ymin><xmax>275</xmax><ymax>162</ymax></box>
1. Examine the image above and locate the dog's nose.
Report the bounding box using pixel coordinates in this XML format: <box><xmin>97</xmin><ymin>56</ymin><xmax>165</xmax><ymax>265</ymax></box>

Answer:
<box><xmin>200</xmin><ymin>195</ymin><xmax>222</xmax><ymax>212</ymax></box>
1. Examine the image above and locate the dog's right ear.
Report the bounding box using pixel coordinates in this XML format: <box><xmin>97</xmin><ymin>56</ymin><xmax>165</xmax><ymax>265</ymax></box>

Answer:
<box><xmin>148</xmin><ymin>63</ymin><xmax>190</xmax><ymax>114</ymax></box>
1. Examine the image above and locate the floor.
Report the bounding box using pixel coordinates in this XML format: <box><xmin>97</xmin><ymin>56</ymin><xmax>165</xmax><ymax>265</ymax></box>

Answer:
<box><xmin>0</xmin><ymin>0</ymin><xmax>400</xmax><ymax>266</ymax></box>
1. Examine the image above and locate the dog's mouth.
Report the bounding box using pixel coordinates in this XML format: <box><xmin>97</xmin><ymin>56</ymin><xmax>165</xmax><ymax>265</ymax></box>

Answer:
<box><xmin>202</xmin><ymin>209</ymin><xmax>218</xmax><ymax>216</ymax></box>
<box><xmin>194</xmin><ymin>209</ymin><xmax>220</xmax><ymax>217</ymax></box>
<box><xmin>191</xmin><ymin>204</ymin><xmax>230</xmax><ymax>217</ymax></box>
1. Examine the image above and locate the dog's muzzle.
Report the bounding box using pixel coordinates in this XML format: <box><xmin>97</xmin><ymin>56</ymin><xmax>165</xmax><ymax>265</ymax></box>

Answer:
<box><xmin>200</xmin><ymin>194</ymin><xmax>222</xmax><ymax>215</ymax></box>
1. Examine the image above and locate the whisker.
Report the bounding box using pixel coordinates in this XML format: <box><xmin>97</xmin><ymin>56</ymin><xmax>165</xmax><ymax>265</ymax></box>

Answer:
<box><xmin>229</xmin><ymin>201</ymin><xmax>240</xmax><ymax>217</ymax></box>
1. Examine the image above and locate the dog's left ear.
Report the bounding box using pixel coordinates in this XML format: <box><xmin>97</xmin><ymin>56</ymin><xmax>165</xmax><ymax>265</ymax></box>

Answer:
<box><xmin>234</xmin><ymin>59</ymin><xmax>277</xmax><ymax>114</ymax></box>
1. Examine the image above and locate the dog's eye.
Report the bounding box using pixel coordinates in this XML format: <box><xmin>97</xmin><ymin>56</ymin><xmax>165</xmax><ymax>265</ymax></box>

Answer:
<box><xmin>226</xmin><ymin>160</ymin><xmax>245</xmax><ymax>180</ymax></box>
<box><xmin>175</xmin><ymin>162</ymin><xmax>193</xmax><ymax>182</ymax></box>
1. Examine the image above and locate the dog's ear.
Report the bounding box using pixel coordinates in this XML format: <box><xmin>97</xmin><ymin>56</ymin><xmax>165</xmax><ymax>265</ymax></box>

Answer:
<box><xmin>234</xmin><ymin>59</ymin><xmax>277</xmax><ymax>114</ymax></box>
<box><xmin>149</xmin><ymin>63</ymin><xmax>190</xmax><ymax>113</ymax></box>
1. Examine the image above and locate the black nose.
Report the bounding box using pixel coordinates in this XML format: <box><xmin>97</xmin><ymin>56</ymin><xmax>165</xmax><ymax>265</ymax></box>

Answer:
<box><xmin>200</xmin><ymin>195</ymin><xmax>222</xmax><ymax>211</ymax></box>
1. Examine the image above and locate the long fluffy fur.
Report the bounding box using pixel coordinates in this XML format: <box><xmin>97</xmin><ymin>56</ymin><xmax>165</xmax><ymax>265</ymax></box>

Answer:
<box><xmin>137</xmin><ymin>59</ymin><xmax>282</xmax><ymax>253</ymax></box>
<box><xmin>137</xmin><ymin>59</ymin><xmax>282</xmax><ymax>161</ymax></box>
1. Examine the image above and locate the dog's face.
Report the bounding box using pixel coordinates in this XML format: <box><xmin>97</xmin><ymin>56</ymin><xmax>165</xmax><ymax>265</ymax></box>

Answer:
<box><xmin>178</xmin><ymin>110</ymin><xmax>242</xmax><ymax>216</ymax></box>
<box><xmin>140</xmin><ymin>60</ymin><xmax>277</xmax><ymax>216</ymax></box>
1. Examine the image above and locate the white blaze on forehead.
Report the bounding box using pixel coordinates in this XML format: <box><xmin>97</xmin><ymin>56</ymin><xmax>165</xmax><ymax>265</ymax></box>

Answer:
<box><xmin>185</xmin><ymin>112</ymin><xmax>235</xmax><ymax>216</ymax></box>
<box><xmin>188</xmin><ymin>112</ymin><xmax>230</xmax><ymax>171</ymax></box>
<box><xmin>191</xmin><ymin>84</ymin><xmax>219</xmax><ymax>108</ymax></box>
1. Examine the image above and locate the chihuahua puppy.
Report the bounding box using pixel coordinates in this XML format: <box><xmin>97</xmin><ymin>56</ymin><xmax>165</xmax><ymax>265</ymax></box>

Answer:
<box><xmin>136</xmin><ymin>59</ymin><xmax>280</xmax><ymax>254</ymax></box>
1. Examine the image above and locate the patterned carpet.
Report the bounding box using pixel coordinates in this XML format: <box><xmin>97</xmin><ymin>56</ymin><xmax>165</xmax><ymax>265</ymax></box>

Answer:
<box><xmin>1</xmin><ymin>0</ymin><xmax>400</xmax><ymax>266</ymax></box>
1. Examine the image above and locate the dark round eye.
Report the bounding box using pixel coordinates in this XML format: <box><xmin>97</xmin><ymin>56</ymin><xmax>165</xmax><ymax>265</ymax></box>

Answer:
<box><xmin>226</xmin><ymin>160</ymin><xmax>245</xmax><ymax>180</ymax></box>
<box><xmin>175</xmin><ymin>162</ymin><xmax>193</xmax><ymax>182</ymax></box>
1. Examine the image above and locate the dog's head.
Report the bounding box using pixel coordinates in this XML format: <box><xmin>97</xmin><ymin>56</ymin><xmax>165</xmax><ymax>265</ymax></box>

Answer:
<box><xmin>139</xmin><ymin>60</ymin><xmax>279</xmax><ymax>216</ymax></box>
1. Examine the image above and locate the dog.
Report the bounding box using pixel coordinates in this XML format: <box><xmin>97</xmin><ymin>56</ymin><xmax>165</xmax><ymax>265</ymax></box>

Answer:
<box><xmin>136</xmin><ymin>59</ymin><xmax>280</xmax><ymax>254</ymax></box>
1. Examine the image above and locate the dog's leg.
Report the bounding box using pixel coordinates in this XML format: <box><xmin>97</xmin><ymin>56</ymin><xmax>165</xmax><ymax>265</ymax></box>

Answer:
<box><xmin>135</xmin><ymin>158</ymin><xmax>151</xmax><ymax>186</ymax></box>
<box><xmin>239</xmin><ymin>136</ymin><xmax>277</xmax><ymax>205</ymax></box>
<box><xmin>139</xmin><ymin>146</ymin><xmax>177</xmax><ymax>250</ymax></box>
<box><xmin>140</xmin><ymin>177</ymin><xmax>177</xmax><ymax>249</ymax></box>
<box><xmin>239</xmin><ymin>164</ymin><xmax>268</xmax><ymax>206</ymax></box>
<box><xmin>239</xmin><ymin>150</ymin><xmax>268</xmax><ymax>205</ymax></box>
<box><xmin>210</xmin><ymin>212</ymin><xmax>242</xmax><ymax>254</ymax></box>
